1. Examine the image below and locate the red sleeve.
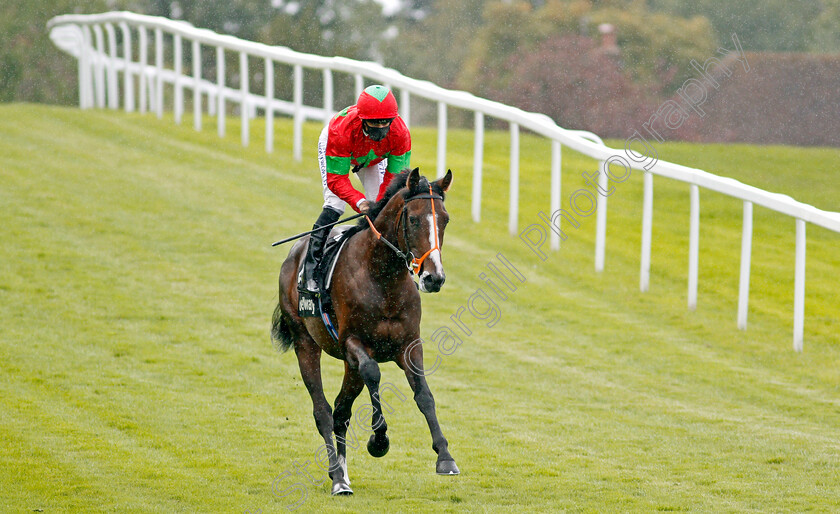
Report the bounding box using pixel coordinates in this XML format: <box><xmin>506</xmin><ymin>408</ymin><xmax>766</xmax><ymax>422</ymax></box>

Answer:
<box><xmin>326</xmin><ymin>173</ymin><xmax>366</xmax><ymax>212</ymax></box>
<box><xmin>376</xmin><ymin>171</ymin><xmax>395</xmax><ymax>202</ymax></box>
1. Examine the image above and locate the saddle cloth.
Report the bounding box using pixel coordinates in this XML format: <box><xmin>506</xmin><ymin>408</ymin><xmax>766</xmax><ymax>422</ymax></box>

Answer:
<box><xmin>297</xmin><ymin>225</ymin><xmax>360</xmax><ymax>325</ymax></box>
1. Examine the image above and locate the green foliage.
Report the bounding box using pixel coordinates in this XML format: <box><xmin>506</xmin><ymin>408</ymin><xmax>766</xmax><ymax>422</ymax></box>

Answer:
<box><xmin>0</xmin><ymin>0</ymin><xmax>390</xmax><ymax>106</ymax></box>
<box><xmin>259</xmin><ymin>0</ymin><xmax>387</xmax><ymax>60</ymax></box>
<box><xmin>531</xmin><ymin>0</ymin><xmax>597</xmax><ymax>34</ymax></box>
<box><xmin>588</xmin><ymin>7</ymin><xmax>716</xmax><ymax>94</ymax></box>
<box><xmin>8</xmin><ymin>0</ymin><xmax>839</xmax><ymax>108</ymax></box>
<box><xmin>456</xmin><ymin>0</ymin><xmax>717</xmax><ymax>126</ymax></box>
<box><xmin>256</xmin><ymin>0</ymin><xmax>390</xmax><ymax>109</ymax></box>
<box><xmin>647</xmin><ymin>0</ymin><xmax>824</xmax><ymax>52</ymax></box>
<box><xmin>496</xmin><ymin>34</ymin><xmax>655</xmax><ymax>136</ymax></box>
<box><xmin>458</xmin><ymin>1</ymin><xmax>542</xmax><ymax>99</ymax></box>
<box><xmin>811</xmin><ymin>0</ymin><xmax>840</xmax><ymax>52</ymax></box>
<box><xmin>382</xmin><ymin>0</ymin><xmax>490</xmax><ymax>89</ymax></box>
<box><xmin>140</xmin><ymin>0</ymin><xmax>274</xmax><ymax>41</ymax></box>
<box><xmin>0</xmin><ymin>0</ymin><xmax>109</xmax><ymax>103</ymax></box>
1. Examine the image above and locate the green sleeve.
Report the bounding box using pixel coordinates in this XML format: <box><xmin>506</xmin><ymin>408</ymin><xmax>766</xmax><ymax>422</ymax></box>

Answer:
<box><xmin>326</xmin><ymin>155</ymin><xmax>352</xmax><ymax>175</ymax></box>
<box><xmin>387</xmin><ymin>151</ymin><xmax>411</xmax><ymax>175</ymax></box>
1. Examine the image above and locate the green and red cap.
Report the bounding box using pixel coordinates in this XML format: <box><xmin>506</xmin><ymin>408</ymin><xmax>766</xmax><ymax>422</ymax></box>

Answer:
<box><xmin>356</xmin><ymin>85</ymin><xmax>399</xmax><ymax>120</ymax></box>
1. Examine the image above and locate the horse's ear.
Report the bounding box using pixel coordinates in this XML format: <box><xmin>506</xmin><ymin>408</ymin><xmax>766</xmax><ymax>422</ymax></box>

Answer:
<box><xmin>436</xmin><ymin>169</ymin><xmax>453</xmax><ymax>193</ymax></box>
<box><xmin>407</xmin><ymin>167</ymin><xmax>420</xmax><ymax>192</ymax></box>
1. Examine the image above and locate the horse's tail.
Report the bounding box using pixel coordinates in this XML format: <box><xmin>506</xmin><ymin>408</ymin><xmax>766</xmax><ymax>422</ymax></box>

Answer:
<box><xmin>271</xmin><ymin>301</ymin><xmax>295</xmax><ymax>353</ymax></box>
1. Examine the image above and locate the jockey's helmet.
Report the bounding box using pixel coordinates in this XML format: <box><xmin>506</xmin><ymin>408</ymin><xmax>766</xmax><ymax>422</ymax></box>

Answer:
<box><xmin>357</xmin><ymin>85</ymin><xmax>399</xmax><ymax>120</ymax></box>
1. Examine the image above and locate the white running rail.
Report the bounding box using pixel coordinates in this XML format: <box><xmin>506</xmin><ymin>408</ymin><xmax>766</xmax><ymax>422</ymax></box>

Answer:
<box><xmin>48</xmin><ymin>12</ymin><xmax>840</xmax><ymax>351</ymax></box>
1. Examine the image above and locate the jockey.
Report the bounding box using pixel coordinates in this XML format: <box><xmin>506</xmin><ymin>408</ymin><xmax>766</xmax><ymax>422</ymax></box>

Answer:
<box><xmin>299</xmin><ymin>84</ymin><xmax>411</xmax><ymax>296</ymax></box>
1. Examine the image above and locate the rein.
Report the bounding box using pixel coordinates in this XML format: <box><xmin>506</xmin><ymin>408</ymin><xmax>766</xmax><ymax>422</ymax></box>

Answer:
<box><xmin>365</xmin><ymin>185</ymin><xmax>442</xmax><ymax>274</ymax></box>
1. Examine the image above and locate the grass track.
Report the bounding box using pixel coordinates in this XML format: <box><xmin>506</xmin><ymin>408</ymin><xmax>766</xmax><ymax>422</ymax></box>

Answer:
<box><xmin>1</xmin><ymin>103</ymin><xmax>839</xmax><ymax>512</ymax></box>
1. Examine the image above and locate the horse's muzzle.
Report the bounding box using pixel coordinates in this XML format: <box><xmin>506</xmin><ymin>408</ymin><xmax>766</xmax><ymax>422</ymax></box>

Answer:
<box><xmin>420</xmin><ymin>272</ymin><xmax>446</xmax><ymax>293</ymax></box>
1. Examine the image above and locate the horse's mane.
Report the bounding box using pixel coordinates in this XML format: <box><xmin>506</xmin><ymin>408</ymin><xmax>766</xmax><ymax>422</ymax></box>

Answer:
<box><xmin>356</xmin><ymin>168</ymin><xmax>446</xmax><ymax>230</ymax></box>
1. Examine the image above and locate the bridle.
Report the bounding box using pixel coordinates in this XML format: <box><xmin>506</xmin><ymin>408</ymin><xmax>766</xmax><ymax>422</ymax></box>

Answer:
<box><xmin>365</xmin><ymin>185</ymin><xmax>443</xmax><ymax>274</ymax></box>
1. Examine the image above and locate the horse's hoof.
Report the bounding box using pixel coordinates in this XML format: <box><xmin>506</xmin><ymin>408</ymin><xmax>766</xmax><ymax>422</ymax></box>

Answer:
<box><xmin>367</xmin><ymin>433</ymin><xmax>389</xmax><ymax>458</ymax></box>
<box><xmin>331</xmin><ymin>482</ymin><xmax>353</xmax><ymax>496</ymax></box>
<box><xmin>436</xmin><ymin>459</ymin><xmax>460</xmax><ymax>475</ymax></box>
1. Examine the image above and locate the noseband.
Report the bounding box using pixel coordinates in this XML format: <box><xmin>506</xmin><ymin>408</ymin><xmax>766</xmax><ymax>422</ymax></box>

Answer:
<box><xmin>366</xmin><ymin>185</ymin><xmax>443</xmax><ymax>274</ymax></box>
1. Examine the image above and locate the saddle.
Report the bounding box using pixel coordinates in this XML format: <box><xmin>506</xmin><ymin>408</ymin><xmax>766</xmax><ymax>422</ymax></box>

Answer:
<box><xmin>297</xmin><ymin>225</ymin><xmax>361</xmax><ymax>338</ymax></box>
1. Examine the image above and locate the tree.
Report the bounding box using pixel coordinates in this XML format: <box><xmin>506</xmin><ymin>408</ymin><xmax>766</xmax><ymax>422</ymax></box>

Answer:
<box><xmin>458</xmin><ymin>0</ymin><xmax>716</xmax><ymax>101</ymax></box>
<box><xmin>588</xmin><ymin>5</ymin><xmax>716</xmax><ymax>95</ymax></box>
<box><xmin>646</xmin><ymin>0</ymin><xmax>823</xmax><ymax>52</ymax></box>
<box><xmin>135</xmin><ymin>0</ymin><xmax>273</xmax><ymax>41</ymax></box>
<box><xmin>258</xmin><ymin>0</ymin><xmax>389</xmax><ymax>108</ymax></box>
<box><xmin>259</xmin><ymin>0</ymin><xmax>387</xmax><ymax>60</ymax></box>
<box><xmin>382</xmin><ymin>0</ymin><xmax>491</xmax><ymax>89</ymax></box>
<box><xmin>498</xmin><ymin>34</ymin><xmax>655</xmax><ymax>137</ymax></box>
<box><xmin>811</xmin><ymin>0</ymin><xmax>840</xmax><ymax>52</ymax></box>
<box><xmin>457</xmin><ymin>1</ymin><xmax>542</xmax><ymax>99</ymax></box>
<box><xmin>0</xmin><ymin>0</ymin><xmax>111</xmax><ymax>104</ymax></box>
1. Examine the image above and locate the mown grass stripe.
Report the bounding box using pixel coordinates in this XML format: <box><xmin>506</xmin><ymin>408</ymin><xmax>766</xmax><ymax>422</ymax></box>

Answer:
<box><xmin>1</xmin><ymin>103</ymin><xmax>839</xmax><ymax>512</ymax></box>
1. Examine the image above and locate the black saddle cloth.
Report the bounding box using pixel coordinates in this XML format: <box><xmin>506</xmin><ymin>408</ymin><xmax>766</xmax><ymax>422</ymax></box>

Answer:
<box><xmin>297</xmin><ymin>224</ymin><xmax>361</xmax><ymax>318</ymax></box>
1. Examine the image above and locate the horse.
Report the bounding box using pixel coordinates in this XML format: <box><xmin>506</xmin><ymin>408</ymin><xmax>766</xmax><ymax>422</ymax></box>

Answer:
<box><xmin>271</xmin><ymin>167</ymin><xmax>459</xmax><ymax>495</ymax></box>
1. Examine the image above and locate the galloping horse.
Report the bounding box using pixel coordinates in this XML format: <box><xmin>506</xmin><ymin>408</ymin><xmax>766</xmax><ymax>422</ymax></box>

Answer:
<box><xmin>271</xmin><ymin>167</ymin><xmax>459</xmax><ymax>495</ymax></box>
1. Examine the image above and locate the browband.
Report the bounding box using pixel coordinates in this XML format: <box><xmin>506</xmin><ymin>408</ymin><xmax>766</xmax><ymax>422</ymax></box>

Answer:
<box><xmin>405</xmin><ymin>193</ymin><xmax>442</xmax><ymax>202</ymax></box>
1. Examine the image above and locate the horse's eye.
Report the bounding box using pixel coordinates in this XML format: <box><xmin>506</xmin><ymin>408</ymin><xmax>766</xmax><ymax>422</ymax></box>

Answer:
<box><xmin>408</xmin><ymin>215</ymin><xmax>421</xmax><ymax>227</ymax></box>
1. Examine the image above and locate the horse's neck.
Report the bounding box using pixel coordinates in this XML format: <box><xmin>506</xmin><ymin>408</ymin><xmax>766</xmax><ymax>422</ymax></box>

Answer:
<box><xmin>349</xmin><ymin>229</ymin><xmax>404</xmax><ymax>287</ymax></box>
<box><xmin>363</xmin><ymin>199</ymin><xmax>409</xmax><ymax>284</ymax></box>
<box><xmin>372</xmin><ymin>196</ymin><xmax>404</xmax><ymax>242</ymax></box>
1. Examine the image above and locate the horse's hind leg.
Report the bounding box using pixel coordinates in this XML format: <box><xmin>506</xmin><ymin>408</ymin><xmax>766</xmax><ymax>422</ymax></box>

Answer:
<box><xmin>344</xmin><ymin>337</ymin><xmax>390</xmax><ymax>458</ymax></box>
<box><xmin>332</xmin><ymin>362</ymin><xmax>365</xmax><ymax>485</ymax></box>
<box><xmin>293</xmin><ymin>337</ymin><xmax>352</xmax><ymax>495</ymax></box>
<box><xmin>397</xmin><ymin>342</ymin><xmax>459</xmax><ymax>475</ymax></box>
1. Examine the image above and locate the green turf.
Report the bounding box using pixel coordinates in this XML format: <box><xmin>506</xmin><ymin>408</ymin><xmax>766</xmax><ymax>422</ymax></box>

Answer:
<box><xmin>1</xmin><ymin>103</ymin><xmax>838</xmax><ymax>513</ymax></box>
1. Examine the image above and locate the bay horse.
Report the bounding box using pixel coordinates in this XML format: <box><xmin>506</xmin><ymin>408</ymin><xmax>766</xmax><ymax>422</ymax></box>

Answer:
<box><xmin>271</xmin><ymin>167</ymin><xmax>459</xmax><ymax>495</ymax></box>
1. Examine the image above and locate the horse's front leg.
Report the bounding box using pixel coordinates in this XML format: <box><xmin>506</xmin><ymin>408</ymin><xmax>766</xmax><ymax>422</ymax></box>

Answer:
<box><xmin>345</xmin><ymin>336</ymin><xmax>390</xmax><ymax>458</ymax></box>
<box><xmin>396</xmin><ymin>341</ymin><xmax>459</xmax><ymax>475</ymax></box>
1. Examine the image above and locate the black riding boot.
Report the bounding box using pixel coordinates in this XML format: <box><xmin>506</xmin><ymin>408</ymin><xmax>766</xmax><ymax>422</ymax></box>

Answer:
<box><xmin>299</xmin><ymin>207</ymin><xmax>342</xmax><ymax>295</ymax></box>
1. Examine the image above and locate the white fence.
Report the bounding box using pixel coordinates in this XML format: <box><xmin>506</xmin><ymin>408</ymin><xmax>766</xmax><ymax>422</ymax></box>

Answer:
<box><xmin>48</xmin><ymin>11</ymin><xmax>840</xmax><ymax>351</ymax></box>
